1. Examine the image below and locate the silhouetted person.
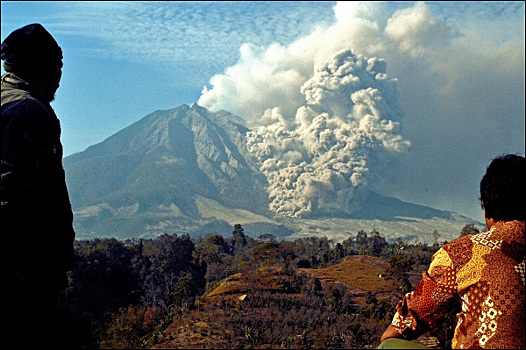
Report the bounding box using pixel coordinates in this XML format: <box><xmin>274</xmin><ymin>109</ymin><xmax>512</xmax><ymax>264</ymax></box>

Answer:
<box><xmin>379</xmin><ymin>154</ymin><xmax>525</xmax><ymax>349</ymax></box>
<box><xmin>1</xmin><ymin>23</ymin><xmax>75</xmax><ymax>349</ymax></box>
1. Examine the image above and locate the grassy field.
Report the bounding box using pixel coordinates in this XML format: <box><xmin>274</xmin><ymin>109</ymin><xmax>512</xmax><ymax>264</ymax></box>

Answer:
<box><xmin>206</xmin><ymin>256</ymin><xmax>398</xmax><ymax>301</ymax></box>
<box><xmin>206</xmin><ymin>267</ymin><xmax>293</xmax><ymax>298</ymax></box>
<box><xmin>299</xmin><ymin>255</ymin><xmax>397</xmax><ymax>295</ymax></box>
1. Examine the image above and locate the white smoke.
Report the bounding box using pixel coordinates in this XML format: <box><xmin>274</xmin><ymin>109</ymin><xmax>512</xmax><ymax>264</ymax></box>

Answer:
<box><xmin>197</xmin><ymin>2</ymin><xmax>390</xmax><ymax>120</ymax></box>
<box><xmin>245</xmin><ymin>50</ymin><xmax>409</xmax><ymax>217</ymax></box>
<box><xmin>197</xmin><ymin>2</ymin><xmax>455</xmax><ymax>120</ymax></box>
<box><xmin>198</xmin><ymin>2</ymin><xmax>414</xmax><ymax>218</ymax></box>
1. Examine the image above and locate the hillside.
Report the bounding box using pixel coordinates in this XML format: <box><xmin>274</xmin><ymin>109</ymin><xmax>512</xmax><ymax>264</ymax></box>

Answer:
<box><xmin>205</xmin><ymin>256</ymin><xmax>395</xmax><ymax>301</ymax></box>
<box><xmin>58</xmin><ymin>232</ymin><xmax>450</xmax><ymax>349</ymax></box>
<box><xmin>150</xmin><ymin>259</ymin><xmax>394</xmax><ymax>349</ymax></box>
<box><xmin>151</xmin><ymin>256</ymin><xmax>435</xmax><ymax>349</ymax></box>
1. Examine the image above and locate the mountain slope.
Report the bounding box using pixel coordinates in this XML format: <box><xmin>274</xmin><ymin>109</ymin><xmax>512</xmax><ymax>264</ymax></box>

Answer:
<box><xmin>66</xmin><ymin>104</ymin><xmax>268</xmax><ymax>213</ymax></box>
<box><xmin>65</xmin><ymin>104</ymin><xmax>275</xmax><ymax>237</ymax></box>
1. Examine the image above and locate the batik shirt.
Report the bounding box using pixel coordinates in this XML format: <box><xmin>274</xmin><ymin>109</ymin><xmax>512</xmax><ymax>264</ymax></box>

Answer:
<box><xmin>391</xmin><ymin>221</ymin><xmax>525</xmax><ymax>349</ymax></box>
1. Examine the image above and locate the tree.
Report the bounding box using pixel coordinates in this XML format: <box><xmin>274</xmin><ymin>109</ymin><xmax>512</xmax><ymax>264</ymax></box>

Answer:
<box><xmin>332</xmin><ymin>243</ymin><xmax>345</xmax><ymax>260</ymax></box>
<box><xmin>355</xmin><ymin>230</ymin><xmax>369</xmax><ymax>255</ymax></box>
<box><xmin>173</xmin><ymin>271</ymin><xmax>199</xmax><ymax>309</ymax></box>
<box><xmin>386</xmin><ymin>255</ymin><xmax>414</xmax><ymax>281</ymax></box>
<box><xmin>100</xmin><ymin>305</ymin><xmax>150</xmax><ymax>349</ymax></box>
<box><xmin>232</xmin><ymin>224</ymin><xmax>247</xmax><ymax>252</ymax></box>
<box><xmin>341</xmin><ymin>236</ymin><xmax>354</xmax><ymax>255</ymax></box>
<box><xmin>232</xmin><ymin>224</ymin><xmax>245</xmax><ymax>239</ymax></box>
<box><xmin>367</xmin><ymin>231</ymin><xmax>387</xmax><ymax>257</ymax></box>
<box><xmin>432</xmin><ymin>230</ymin><xmax>440</xmax><ymax>245</ymax></box>
<box><xmin>253</xmin><ymin>241</ymin><xmax>280</xmax><ymax>267</ymax></box>
<box><xmin>355</xmin><ymin>230</ymin><xmax>368</xmax><ymax>246</ymax></box>
<box><xmin>141</xmin><ymin>234</ymin><xmax>203</xmax><ymax>308</ymax></box>
<box><xmin>459</xmin><ymin>224</ymin><xmax>480</xmax><ymax>238</ymax></box>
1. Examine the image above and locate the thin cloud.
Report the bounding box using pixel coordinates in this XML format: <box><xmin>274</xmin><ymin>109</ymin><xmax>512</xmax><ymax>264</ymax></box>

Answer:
<box><xmin>48</xmin><ymin>1</ymin><xmax>336</xmax><ymax>79</ymax></box>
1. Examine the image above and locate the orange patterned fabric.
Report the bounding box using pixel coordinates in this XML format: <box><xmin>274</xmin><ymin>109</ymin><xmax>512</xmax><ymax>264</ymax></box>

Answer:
<box><xmin>391</xmin><ymin>221</ymin><xmax>525</xmax><ymax>349</ymax></box>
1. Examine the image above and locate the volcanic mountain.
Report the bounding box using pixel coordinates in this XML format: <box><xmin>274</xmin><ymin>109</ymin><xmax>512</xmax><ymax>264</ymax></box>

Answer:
<box><xmin>64</xmin><ymin>104</ymin><xmax>481</xmax><ymax>241</ymax></box>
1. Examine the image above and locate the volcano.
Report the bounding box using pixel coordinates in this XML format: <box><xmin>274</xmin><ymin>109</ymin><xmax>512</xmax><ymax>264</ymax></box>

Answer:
<box><xmin>64</xmin><ymin>104</ymin><xmax>481</xmax><ymax>242</ymax></box>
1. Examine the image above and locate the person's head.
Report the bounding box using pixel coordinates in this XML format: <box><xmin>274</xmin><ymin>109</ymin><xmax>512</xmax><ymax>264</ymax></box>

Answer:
<box><xmin>480</xmin><ymin>154</ymin><xmax>525</xmax><ymax>228</ymax></box>
<box><xmin>1</xmin><ymin>23</ymin><xmax>63</xmax><ymax>102</ymax></box>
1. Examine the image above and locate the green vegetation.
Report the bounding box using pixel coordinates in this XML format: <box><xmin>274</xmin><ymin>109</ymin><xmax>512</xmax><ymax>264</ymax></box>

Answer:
<box><xmin>54</xmin><ymin>224</ymin><xmax>470</xmax><ymax>349</ymax></box>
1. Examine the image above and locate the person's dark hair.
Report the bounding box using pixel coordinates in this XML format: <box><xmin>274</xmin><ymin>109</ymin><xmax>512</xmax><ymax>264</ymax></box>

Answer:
<box><xmin>480</xmin><ymin>154</ymin><xmax>525</xmax><ymax>221</ymax></box>
<box><xmin>1</xmin><ymin>23</ymin><xmax>62</xmax><ymax>79</ymax></box>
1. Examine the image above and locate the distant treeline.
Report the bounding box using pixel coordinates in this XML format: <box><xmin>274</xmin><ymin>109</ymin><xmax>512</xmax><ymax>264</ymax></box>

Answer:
<box><xmin>56</xmin><ymin>224</ymin><xmax>479</xmax><ymax>349</ymax></box>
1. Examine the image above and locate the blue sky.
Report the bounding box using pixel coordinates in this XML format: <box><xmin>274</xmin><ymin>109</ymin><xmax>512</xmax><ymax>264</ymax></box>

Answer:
<box><xmin>2</xmin><ymin>1</ymin><xmax>338</xmax><ymax>154</ymax></box>
<box><xmin>2</xmin><ymin>1</ymin><xmax>525</xmax><ymax>221</ymax></box>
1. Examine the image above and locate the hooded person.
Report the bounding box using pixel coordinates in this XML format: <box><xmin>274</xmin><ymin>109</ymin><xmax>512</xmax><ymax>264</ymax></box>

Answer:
<box><xmin>1</xmin><ymin>23</ymin><xmax>75</xmax><ymax>349</ymax></box>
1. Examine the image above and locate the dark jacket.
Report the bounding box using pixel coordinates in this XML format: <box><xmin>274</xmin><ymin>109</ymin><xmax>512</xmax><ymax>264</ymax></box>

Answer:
<box><xmin>1</xmin><ymin>73</ymin><xmax>74</xmax><ymax>286</ymax></box>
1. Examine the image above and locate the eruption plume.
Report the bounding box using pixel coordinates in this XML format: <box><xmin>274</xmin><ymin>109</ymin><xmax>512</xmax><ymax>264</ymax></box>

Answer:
<box><xmin>245</xmin><ymin>49</ymin><xmax>410</xmax><ymax>217</ymax></box>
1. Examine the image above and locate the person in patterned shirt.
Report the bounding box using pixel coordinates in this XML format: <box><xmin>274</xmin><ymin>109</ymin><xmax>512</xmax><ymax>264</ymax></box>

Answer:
<box><xmin>379</xmin><ymin>154</ymin><xmax>525</xmax><ymax>349</ymax></box>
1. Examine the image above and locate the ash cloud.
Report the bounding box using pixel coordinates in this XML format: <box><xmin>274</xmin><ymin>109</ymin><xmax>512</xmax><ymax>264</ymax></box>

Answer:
<box><xmin>246</xmin><ymin>50</ymin><xmax>409</xmax><ymax>217</ymax></box>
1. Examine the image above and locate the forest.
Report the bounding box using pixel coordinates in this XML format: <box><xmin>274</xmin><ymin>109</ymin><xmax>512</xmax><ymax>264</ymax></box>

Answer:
<box><xmin>54</xmin><ymin>224</ymin><xmax>480</xmax><ymax>349</ymax></box>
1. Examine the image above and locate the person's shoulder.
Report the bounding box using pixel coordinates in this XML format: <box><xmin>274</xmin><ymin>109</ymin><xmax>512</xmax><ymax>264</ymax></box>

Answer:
<box><xmin>2</xmin><ymin>94</ymin><xmax>51</xmax><ymax>123</ymax></box>
<box><xmin>493</xmin><ymin>220</ymin><xmax>525</xmax><ymax>234</ymax></box>
<box><xmin>442</xmin><ymin>233</ymin><xmax>476</xmax><ymax>250</ymax></box>
<box><xmin>490</xmin><ymin>220</ymin><xmax>525</xmax><ymax>243</ymax></box>
<box><xmin>2</xmin><ymin>77</ymin><xmax>36</xmax><ymax>103</ymax></box>
<box><xmin>435</xmin><ymin>233</ymin><xmax>477</xmax><ymax>263</ymax></box>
